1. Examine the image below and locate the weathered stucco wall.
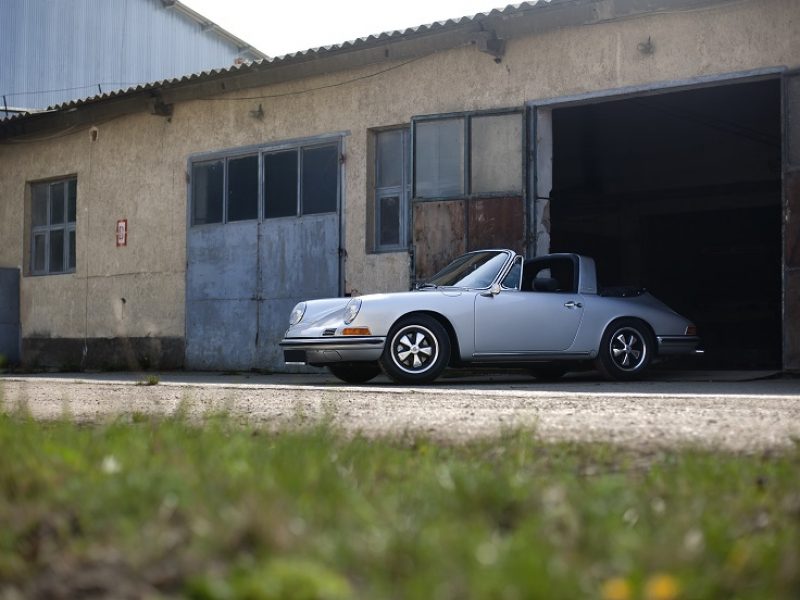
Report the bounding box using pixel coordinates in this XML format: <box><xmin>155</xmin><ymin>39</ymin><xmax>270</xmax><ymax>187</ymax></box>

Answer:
<box><xmin>0</xmin><ymin>0</ymin><xmax>797</xmax><ymax>364</ymax></box>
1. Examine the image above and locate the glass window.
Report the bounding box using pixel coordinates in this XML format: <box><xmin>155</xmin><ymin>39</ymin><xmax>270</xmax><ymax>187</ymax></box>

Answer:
<box><xmin>227</xmin><ymin>155</ymin><xmax>258</xmax><ymax>222</ymax></box>
<box><xmin>373</xmin><ymin>128</ymin><xmax>410</xmax><ymax>252</ymax></box>
<box><xmin>264</xmin><ymin>150</ymin><xmax>298</xmax><ymax>219</ymax></box>
<box><xmin>30</xmin><ymin>177</ymin><xmax>77</xmax><ymax>275</ymax></box>
<box><xmin>377</xmin><ymin>129</ymin><xmax>403</xmax><ymax>188</ymax></box>
<box><xmin>415</xmin><ymin>118</ymin><xmax>464</xmax><ymax>198</ymax></box>
<box><xmin>32</xmin><ymin>184</ymin><xmax>48</xmax><ymax>226</ymax></box>
<box><xmin>191</xmin><ymin>161</ymin><xmax>223</xmax><ymax>225</ymax></box>
<box><xmin>471</xmin><ymin>113</ymin><xmax>523</xmax><ymax>194</ymax></box>
<box><xmin>49</xmin><ymin>229</ymin><xmax>64</xmax><ymax>273</ymax></box>
<box><xmin>378</xmin><ymin>194</ymin><xmax>401</xmax><ymax>247</ymax></box>
<box><xmin>301</xmin><ymin>145</ymin><xmax>338</xmax><ymax>215</ymax></box>
<box><xmin>33</xmin><ymin>234</ymin><xmax>46</xmax><ymax>272</ymax></box>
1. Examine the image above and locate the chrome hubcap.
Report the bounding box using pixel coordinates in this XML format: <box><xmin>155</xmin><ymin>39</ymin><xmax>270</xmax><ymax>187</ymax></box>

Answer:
<box><xmin>391</xmin><ymin>325</ymin><xmax>438</xmax><ymax>374</ymax></box>
<box><xmin>610</xmin><ymin>327</ymin><xmax>646</xmax><ymax>371</ymax></box>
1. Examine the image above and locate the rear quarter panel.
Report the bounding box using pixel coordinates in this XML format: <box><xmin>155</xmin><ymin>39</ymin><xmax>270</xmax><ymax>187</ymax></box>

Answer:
<box><xmin>570</xmin><ymin>293</ymin><xmax>692</xmax><ymax>354</ymax></box>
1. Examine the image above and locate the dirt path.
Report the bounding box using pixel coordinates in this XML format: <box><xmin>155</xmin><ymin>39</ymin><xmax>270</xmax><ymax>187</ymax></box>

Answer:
<box><xmin>2</xmin><ymin>375</ymin><xmax>799</xmax><ymax>452</ymax></box>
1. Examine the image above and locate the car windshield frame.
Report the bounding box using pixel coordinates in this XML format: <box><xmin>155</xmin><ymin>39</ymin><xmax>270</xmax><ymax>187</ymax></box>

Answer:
<box><xmin>421</xmin><ymin>250</ymin><xmax>513</xmax><ymax>290</ymax></box>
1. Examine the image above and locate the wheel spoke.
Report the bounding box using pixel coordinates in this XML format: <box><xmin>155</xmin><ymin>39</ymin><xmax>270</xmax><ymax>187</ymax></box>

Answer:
<box><xmin>397</xmin><ymin>350</ymin><xmax>412</xmax><ymax>362</ymax></box>
<box><xmin>415</xmin><ymin>332</ymin><xmax>425</xmax><ymax>346</ymax></box>
<box><xmin>413</xmin><ymin>355</ymin><xmax>422</xmax><ymax>368</ymax></box>
<box><xmin>630</xmin><ymin>349</ymin><xmax>641</xmax><ymax>359</ymax></box>
<box><xmin>612</xmin><ymin>348</ymin><xmax>625</xmax><ymax>357</ymax></box>
<box><xmin>419</xmin><ymin>346</ymin><xmax>433</xmax><ymax>356</ymax></box>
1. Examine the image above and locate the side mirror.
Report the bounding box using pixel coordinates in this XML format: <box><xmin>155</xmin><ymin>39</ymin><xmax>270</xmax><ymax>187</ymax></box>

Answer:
<box><xmin>481</xmin><ymin>283</ymin><xmax>502</xmax><ymax>297</ymax></box>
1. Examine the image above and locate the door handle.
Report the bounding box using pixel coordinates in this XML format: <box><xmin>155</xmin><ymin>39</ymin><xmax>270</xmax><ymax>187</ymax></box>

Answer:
<box><xmin>564</xmin><ymin>301</ymin><xmax>582</xmax><ymax>309</ymax></box>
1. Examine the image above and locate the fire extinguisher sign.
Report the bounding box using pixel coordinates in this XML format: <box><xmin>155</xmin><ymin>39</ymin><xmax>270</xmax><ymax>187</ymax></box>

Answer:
<box><xmin>116</xmin><ymin>219</ymin><xmax>128</xmax><ymax>247</ymax></box>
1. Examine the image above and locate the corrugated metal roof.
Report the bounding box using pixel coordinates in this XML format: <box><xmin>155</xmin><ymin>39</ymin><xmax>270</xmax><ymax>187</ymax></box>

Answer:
<box><xmin>3</xmin><ymin>0</ymin><xmax>556</xmax><ymax>122</ymax></box>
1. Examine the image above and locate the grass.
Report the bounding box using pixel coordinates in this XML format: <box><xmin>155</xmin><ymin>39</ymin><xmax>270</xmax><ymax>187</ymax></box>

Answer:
<box><xmin>0</xmin><ymin>408</ymin><xmax>797</xmax><ymax>599</ymax></box>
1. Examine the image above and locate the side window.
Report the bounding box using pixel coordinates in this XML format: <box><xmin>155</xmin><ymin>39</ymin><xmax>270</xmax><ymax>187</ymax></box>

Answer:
<box><xmin>30</xmin><ymin>177</ymin><xmax>77</xmax><ymax>275</ymax></box>
<box><xmin>522</xmin><ymin>258</ymin><xmax>577</xmax><ymax>293</ymax></box>
<box><xmin>501</xmin><ymin>257</ymin><xmax>522</xmax><ymax>290</ymax></box>
<box><xmin>373</xmin><ymin>128</ymin><xmax>410</xmax><ymax>251</ymax></box>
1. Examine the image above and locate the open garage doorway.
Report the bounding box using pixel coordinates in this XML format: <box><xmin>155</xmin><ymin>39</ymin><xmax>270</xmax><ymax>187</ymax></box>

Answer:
<box><xmin>546</xmin><ymin>79</ymin><xmax>782</xmax><ymax>369</ymax></box>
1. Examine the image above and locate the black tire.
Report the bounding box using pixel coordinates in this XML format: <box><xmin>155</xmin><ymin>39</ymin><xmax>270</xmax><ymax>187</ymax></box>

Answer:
<box><xmin>596</xmin><ymin>318</ymin><xmax>654</xmax><ymax>381</ymax></box>
<box><xmin>327</xmin><ymin>363</ymin><xmax>381</xmax><ymax>384</ymax></box>
<box><xmin>379</xmin><ymin>314</ymin><xmax>451</xmax><ymax>384</ymax></box>
<box><xmin>528</xmin><ymin>365</ymin><xmax>568</xmax><ymax>381</ymax></box>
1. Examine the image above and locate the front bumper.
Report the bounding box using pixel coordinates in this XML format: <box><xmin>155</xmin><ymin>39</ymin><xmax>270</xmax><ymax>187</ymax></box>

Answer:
<box><xmin>657</xmin><ymin>335</ymin><xmax>703</xmax><ymax>356</ymax></box>
<box><xmin>279</xmin><ymin>336</ymin><xmax>386</xmax><ymax>365</ymax></box>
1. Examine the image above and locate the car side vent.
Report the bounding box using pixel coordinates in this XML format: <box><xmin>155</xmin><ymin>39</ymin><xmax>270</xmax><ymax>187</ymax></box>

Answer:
<box><xmin>323</xmin><ymin>328</ymin><xmax>336</xmax><ymax>336</ymax></box>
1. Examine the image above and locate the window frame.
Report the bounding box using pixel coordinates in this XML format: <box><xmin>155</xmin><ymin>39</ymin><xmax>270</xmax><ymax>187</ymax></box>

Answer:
<box><xmin>188</xmin><ymin>135</ymin><xmax>342</xmax><ymax>228</ymax></box>
<box><xmin>29</xmin><ymin>177</ymin><xmax>77</xmax><ymax>276</ymax></box>
<box><xmin>411</xmin><ymin>107</ymin><xmax>525</xmax><ymax>201</ymax></box>
<box><xmin>373</xmin><ymin>127</ymin><xmax>411</xmax><ymax>253</ymax></box>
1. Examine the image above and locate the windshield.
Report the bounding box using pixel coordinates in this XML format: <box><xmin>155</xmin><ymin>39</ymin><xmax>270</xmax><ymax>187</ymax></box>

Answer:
<box><xmin>423</xmin><ymin>251</ymin><xmax>511</xmax><ymax>289</ymax></box>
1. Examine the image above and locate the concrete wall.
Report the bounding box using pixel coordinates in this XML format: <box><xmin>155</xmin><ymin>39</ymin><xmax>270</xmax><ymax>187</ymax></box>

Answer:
<box><xmin>0</xmin><ymin>0</ymin><xmax>798</xmax><ymax>367</ymax></box>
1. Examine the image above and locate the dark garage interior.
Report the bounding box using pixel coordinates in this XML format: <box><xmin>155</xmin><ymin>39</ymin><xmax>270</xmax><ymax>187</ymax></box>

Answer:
<box><xmin>550</xmin><ymin>79</ymin><xmax>782</xmax><ymax>369</ymax></box>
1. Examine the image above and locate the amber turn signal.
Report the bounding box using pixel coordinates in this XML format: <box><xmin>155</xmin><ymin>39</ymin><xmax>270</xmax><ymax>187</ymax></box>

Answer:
<box><xmin>342</xmin><ymin>327</ymin><xmax>371</xmax><ymax>336</ymax></box>
<box><xmin>685</xmin><ymin>325</ymin><xmax>697</xmax><ymax>336</ymax></box>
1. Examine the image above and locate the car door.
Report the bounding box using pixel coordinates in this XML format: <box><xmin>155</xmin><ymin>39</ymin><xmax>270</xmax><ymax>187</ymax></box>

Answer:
<box><xmin>473</xmin><ymin>290</ymin><xmax>584</xmax><ymax>354</ymax></box>
<box><xmin>473</xmin><ymin>255</ymin><xmax>585</xmax><ymax>355</ymax></box>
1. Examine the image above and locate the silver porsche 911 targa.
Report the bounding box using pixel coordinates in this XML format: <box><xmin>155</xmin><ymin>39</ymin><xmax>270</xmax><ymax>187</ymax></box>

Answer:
<box><xmin>280</xmin><ymin>250</ymin><xmax>701</xmax><ymax>384</ymax></box>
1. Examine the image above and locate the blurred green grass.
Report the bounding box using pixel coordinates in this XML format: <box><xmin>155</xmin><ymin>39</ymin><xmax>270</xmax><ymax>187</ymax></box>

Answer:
<box><xmin>0</xmin><ymin>405</ymin><xmax>798</xmax><ymax>599</ymax></box>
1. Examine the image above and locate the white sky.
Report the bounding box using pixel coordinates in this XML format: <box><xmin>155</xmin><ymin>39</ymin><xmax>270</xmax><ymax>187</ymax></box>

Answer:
<box><xmin>181</xmin><ymin>0</ymin><xmax>515</xmax><ymax>57</ymax></box>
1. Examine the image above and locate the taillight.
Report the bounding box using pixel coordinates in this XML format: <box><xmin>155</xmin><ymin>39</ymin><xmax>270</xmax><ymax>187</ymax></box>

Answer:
<box><xmin>685</xmin><ymin>325</ymin><xmax>697</xmax><ymax>336</ymax></box>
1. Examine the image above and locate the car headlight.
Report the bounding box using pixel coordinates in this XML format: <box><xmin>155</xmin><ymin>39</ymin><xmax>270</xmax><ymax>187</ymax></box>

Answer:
<box><xmin>343</xmin><ymin>298</ymin><xmax>362</xmax><ymax>324</ymax></box>
<box><xmin>289</xmin><ymin>302</ymin><xmax>306</xmax><ymax>326</ymax></box>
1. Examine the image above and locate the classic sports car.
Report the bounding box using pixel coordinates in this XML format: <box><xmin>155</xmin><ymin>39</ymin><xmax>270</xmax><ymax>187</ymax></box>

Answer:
<box><xmin>280</xmin><ymin>250</ymin><xmax>701</xmax><ymax>384</ymax></box>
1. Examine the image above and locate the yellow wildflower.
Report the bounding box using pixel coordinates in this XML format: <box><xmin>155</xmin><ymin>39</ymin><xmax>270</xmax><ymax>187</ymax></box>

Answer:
<box><xmin>645</xmin><ymin>573</ymin><xmax>681</xmax><ymax>600</ymax></box>
<box><xmin>601</xmin><ymin>577</ymin><xmax>632</xmax><ymax>600</ymax></box>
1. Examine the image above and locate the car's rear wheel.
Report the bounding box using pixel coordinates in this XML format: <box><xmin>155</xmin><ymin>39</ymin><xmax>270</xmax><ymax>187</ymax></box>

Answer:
<box><xmin>327</xmin><ymin>363</ymin><xmax>381</xmax><ymax>384</ymax></box>
<box><xmin>596</xmin><ymin>318</ymin><xmax>654</xmax><ymax>381</ymax></box>
<box><xmin>380</xmin><ymin>314</ymin><xmax>451</xmax><ymax>384</ymax></box>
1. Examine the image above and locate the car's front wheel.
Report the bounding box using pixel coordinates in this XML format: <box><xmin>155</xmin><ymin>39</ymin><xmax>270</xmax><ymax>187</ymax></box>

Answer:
<box><xmin>596</xmin><ymin>318</ymin><xmax>654</xmax><ymax>381</ymax></box>
<box><xmin>327</xmin><ymin>363</ymin><xmax>381</xmax><ymax>384</ymax></box>
<box><xmin>380</xmin><ymin>314</ymin><xmax>451</xmax><ymax>384</ymax></box>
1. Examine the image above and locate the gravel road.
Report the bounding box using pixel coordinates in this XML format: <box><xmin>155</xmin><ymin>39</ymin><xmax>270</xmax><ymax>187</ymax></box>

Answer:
<box><xmin>2</xmin><ymin>373</ymin><xmax>799</xmax><ymax>452</ymax></box>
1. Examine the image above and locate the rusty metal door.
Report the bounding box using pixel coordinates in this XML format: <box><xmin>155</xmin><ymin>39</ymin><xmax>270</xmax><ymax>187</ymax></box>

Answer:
<box><xmin>412</xmin><ymin>197</ymin><xmax>525</xmax><ymax>283</ymax></box>
<box><xmin>783</xmin><ymin>70</ymin><xmax>800</xmax><ymax>370</ymax></box>
<box><xmin>185</xmin><ymin>142</ymin><xmax>341</xmax><ymax>371</ymax></box>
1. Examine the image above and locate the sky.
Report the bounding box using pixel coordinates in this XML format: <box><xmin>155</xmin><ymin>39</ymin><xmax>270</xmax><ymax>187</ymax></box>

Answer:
<box><xmin>181</xmin><ymin>0</ymin><xmax>517</xmax><ymax>57</ymax></box>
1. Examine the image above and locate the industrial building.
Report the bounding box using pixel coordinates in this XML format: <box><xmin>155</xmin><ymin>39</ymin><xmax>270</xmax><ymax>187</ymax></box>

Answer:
<box><xmin>1</xmin><ymin>0</ymin><xmax>798</xmax><ymax>373</ymax></box>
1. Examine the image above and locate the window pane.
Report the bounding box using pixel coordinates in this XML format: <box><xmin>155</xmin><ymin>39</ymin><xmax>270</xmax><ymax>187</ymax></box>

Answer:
<box><xmin>264</xmin><ymin>151</ymin><xmax>298</xmax><ymax>219</ymax></box>
<box><xmin>67</xmin><ymin>179</ymin><xmax>77</xmax><ymax>223</ymax></box>
<box><xmin>68</xmin><ymin>229</ymin><xmax>76</xmax><ymax>270</ymax></box>
<box><xmin>33</xmin><ymin>233</ymin><xmax>46</xmax><ymax>273</ymax></box>
<box><xmin>415</xmin><ymin>118</ymin><xmax>464</xmax><ymax>198</ymax></box>
<box><xmin>302</xmin><ymin>145</ymin><xmax>338</xmax><ymax>215</ymax></box>
<box><xmin>376</xmin><ymin>130</ymin><xmax>403</xmax><ymax>188</ymax></box>
<box><xmin>191</xmin><ymin>161</ymin><xmax>224</xmax><ymax>225</ymax></box>
<box><xmin>378</xmin><ymin>195</ymin><xmax>401</xmax><ymax>247</ymax></box>
<box><xmin>227</xmin><ymin>155</ymin><xmax>258</xmax><ymax>222</ymax></box>
<box><xmin>49</xmin><ymin>229</ymin><xmax>64</xmax><ymax>273</ymax></box>
<box><xmin>471</xmin><ymin>113</ymin><xmax>523</xmax><ymax>194</ymax></box>
<box><xmin>31</xmin><ymin>183</ymin><xmax>48</xmax><ymax>226</ymax></box>
<box><xmin>50</xmin><ymin>182</ymin><xmax>65</xmax><ymax>224</ymax></box>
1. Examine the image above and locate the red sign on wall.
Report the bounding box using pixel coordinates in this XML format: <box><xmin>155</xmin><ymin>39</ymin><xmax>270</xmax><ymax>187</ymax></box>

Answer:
<box><xmin>116</xmin><ymin>219</ymin><xmax>128</xmax><ymax>247</ymax></box>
